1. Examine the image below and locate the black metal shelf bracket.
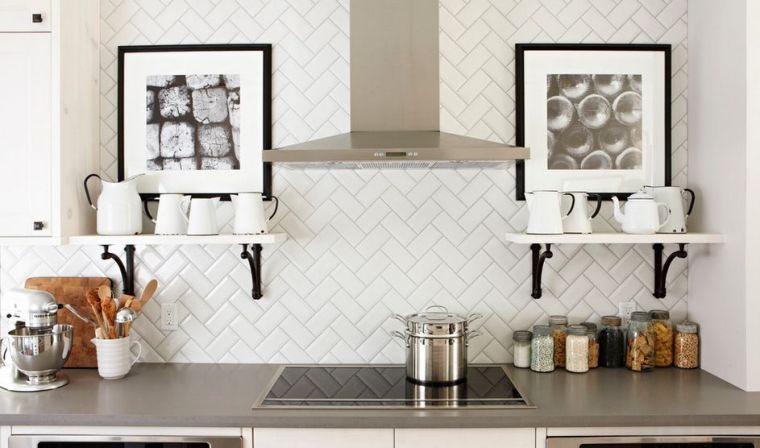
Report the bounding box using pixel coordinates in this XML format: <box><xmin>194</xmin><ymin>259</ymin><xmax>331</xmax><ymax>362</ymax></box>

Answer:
<box><xmin>531</xmin><ymin>243</ymin><xmax>553</xmax><ymax>299</ymax></box>
<box><xmin>240</xmin><ymin>243</ymin><xmax>263</xmax><ymax>300</ymax></box>
<box><xmin>653</xmin><ymin>243</ymin><xmax>688</xmax><ymax>299</ymax></box>
<box><xmin>100</xmin><ymin>244</ymin><xmax>135</xmax><ymax>295</ymax></box>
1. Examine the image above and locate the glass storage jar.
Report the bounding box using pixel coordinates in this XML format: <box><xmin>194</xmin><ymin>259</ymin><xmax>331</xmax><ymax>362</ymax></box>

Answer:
<box><xmin>513</xmin><ymin>330</ymin><xmax>532</xmax><ymax>368</ymax></box>
<box><xmin>626</xmin><ymin>311</ymin><xmax>655</xmax><ymax>372</ymax></box>
<box><xmin>650</xmin><ymin>309</ymin><xmax>674</xmax><ymax>367</ymax></box>
<box><xmin>674</xmin><ymin>321</ymin><xmax>699</xmax><ymax>369</ymax></box>
<box><xmin>565</xmin><ymin>325</ymin><xmax>589</xmax><ymax>373</ymax></box>
<box><xmin>530</xmin><ymin>325</ymin><xmax>554</xmax><ymax>372</ymax></box>
<box><xmin>599</xmin><ymin>315</ymin><xmax>625</xmax><ymax>368</ymax></box>
<box><xmin>580</xmin><ymin>322</ymin><xmax>599</xmax><ymax>368</ymax></box>
<box><xmin>549</xmin><ymin>315</ymin><xmax>568</xmax><ymax>368</ymax></box>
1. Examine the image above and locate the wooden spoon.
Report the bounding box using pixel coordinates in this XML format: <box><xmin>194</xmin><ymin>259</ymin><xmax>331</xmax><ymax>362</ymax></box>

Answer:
<box><xmin>140</xmin><ymin>279</ymin><xmax>158</xmax><ymax>305</ymax></box>
<box><xmin>85</xmin><ymin>288</ymin><xmax>106</xmax><ymax>336</ymax></box>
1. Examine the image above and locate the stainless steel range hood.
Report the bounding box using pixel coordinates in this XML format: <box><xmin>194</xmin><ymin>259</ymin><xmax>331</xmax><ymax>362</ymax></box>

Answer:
<box><xmin>263</xmin><ymin>0</ymin><xmax>529</xmax><ymax>169</ymax></box>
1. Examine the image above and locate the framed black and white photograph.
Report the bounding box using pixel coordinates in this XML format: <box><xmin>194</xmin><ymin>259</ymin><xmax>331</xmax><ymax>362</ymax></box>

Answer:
<box><xmin>118</xmin><ymin>44</ymin><xmax>272</xmax><ymax>197</ymax></box>
<box><xmin>515</xmin><ymin>44</ymin><xmax>671</xmax><ymax>200</ymax></box>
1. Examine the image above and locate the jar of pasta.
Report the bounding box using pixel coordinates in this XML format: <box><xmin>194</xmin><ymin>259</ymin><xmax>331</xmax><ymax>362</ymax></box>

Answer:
<box><xmin>626</xmin><ymin>311</ymin><xmax>655</xmax><ymax>372</ymax></box>
<box><xmin>580</xmin><ymin>322</ymin><xmax>599</xmax><ymax>368</ymax></box>
<box><xmin>549</xmin><ymin>315</ymin><xmax>568</xmax><ymax>368</ymax></box>
<box><xmin>674</xmin><ymin>321</ymin><xmax>699</xmax><ymax>369</ymax></box>
<box><xmin>649</xmin><ymin>309</ymin><xmax>674</xmax><ymax>367</ymax></box>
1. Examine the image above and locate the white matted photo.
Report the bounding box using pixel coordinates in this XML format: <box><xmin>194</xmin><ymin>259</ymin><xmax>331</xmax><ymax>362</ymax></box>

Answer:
<box><xmin>119</xmin><ymin>44</ymin><xmax>272</xmax><ymax>196</ymax></box>
<box><xmin>515</xmin><ymin>44</ymin><xmax>671</xmax><ymax>200</ymax></box>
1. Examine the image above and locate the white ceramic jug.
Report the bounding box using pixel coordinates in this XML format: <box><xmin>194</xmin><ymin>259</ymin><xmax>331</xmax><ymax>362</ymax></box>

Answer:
<box><xmin>611</xmin><ymin>190</ymin><xmax>671</xmax><ymax>234</ymax></box>
<box><xmin>147</xmin><ymin>194</ymin><xmax>190</xmax><ymax>235</ymax></box>
<box><xmin>525</xmin><ymin>190</ymin><xmax>575</xmax><ymax>235</ymax></box>
<box><xmin>231</xmin><ymin>193</ymin><xmax>279</xmax><ymax>235</ymax></box>
<box><xmin>84</xmin><ymin>174</ymin><xmax>143</xmax><ymax>236</ymax></box>
<box><xmin>563</xmin><ymin>192</ymin><xmax>602</xmax><ymax>234</ymax></box>
<box><xmin>179</xmin><ymin>197</ymin><xmax>221</xmax><ymax>235</ymax></box>
<box><xmin>643</xmin><ymin>186</ymin><xmax>696</xmax><ymax>234</ymax></box>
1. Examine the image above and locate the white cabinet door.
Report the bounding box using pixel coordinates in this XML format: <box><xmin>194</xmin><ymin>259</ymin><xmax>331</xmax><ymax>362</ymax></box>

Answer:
<box><xmin>253</xmin><ymin>428</ymin><xmax>393</xmax><ymax>448</ymax></box>
<box><xmin>0</xmin><ymin>0</ymin><xmax>51</xmax><ymax>32</ymax></box>
<box><xmin>395</xmin><ymin>428</ymin><xmax>535</xmax><ymax>448</ymax></box>
<box><xmin>0</xmin><ymin>33</ymin><xmax>52</xmax><ymax>236</ymax></box>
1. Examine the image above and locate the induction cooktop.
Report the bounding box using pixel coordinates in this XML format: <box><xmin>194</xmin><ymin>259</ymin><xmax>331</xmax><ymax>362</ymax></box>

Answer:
<box><xmin>255</xmin><ymin>365</ymin><xmax>533</xmax><ymax>409</ymax></box>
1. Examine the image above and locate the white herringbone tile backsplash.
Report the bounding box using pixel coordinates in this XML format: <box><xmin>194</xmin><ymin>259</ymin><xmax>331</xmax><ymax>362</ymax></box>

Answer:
<box><xmin>0</xmin><ymin>0</ymin><xmax>688</xmax><ymax>363</ymax></box>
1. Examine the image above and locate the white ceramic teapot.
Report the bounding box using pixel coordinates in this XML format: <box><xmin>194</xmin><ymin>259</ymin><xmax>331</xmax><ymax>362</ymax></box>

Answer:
<box><xmin>84</xmin><ymin>174</ymin><xmax>143</xmax><ymax>235</ymax></box>
<box><xmin>611</xmin><ymin>190</ymin><xmax>671</xmax><ymax>234</ymax></box>
<box><xmin>231</xmin><ymin>193</ymin><xmax>279</xmax><ymax>235</ymax></box>
<box><xmin>525</xmin><ymin>190</ymin><xmax>575</xmax><ymax>235</ymax></box>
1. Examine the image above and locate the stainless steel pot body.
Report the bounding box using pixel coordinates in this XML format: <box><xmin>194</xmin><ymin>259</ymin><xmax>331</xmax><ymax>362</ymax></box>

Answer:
<box><xmin>406</xmin><ymin>333</ymin><xmax>466</xmax><ymax>385</ymax></box>
<box><xmin>405</xmin><ymin>377</ymin><xmax>466</xmax><ymax>407</ymax></box>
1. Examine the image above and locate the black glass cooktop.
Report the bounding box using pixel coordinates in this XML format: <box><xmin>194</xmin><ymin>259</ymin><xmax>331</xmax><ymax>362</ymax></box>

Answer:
<box><xmin>257</xmin><ymin>365</ymin><xmax>532</xmax><ymax>408</ymax></box>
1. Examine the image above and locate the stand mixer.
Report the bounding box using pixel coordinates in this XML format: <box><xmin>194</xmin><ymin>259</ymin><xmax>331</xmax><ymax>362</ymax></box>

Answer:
<box><xmin>0</xmin><ymin>288</ymin><xmax>73</xmax><ymax>392</ymax></box>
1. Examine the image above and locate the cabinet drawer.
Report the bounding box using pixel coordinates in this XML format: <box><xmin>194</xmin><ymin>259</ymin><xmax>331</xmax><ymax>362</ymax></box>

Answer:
<box><xmin>253</xmin><ymin>428</ymin><xmax>393</xmax><ymax>448</ymax></box>
<box><xmin>395</xmin><ymin>428</ymin><xmax>536</xmax><ymax>448</ymax></box>
<box><xmin>0</xmin><ymin>0</ymin><xmax>51</xmax><ymax>32</ymax></box>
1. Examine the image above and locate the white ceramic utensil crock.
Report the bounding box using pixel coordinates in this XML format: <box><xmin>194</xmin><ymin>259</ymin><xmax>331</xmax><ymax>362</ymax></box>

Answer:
<box><xmin>91</xmin><ymin>337</ymin><xmax>141</xmax><ymax>380</ymax></box>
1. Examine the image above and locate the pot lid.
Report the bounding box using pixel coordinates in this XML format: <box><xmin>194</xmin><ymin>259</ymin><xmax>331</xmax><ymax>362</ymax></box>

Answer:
<box><xmin>405</xmin><ymin>306</ymin><xmax>467</xmax><ymax>325</ymax></box>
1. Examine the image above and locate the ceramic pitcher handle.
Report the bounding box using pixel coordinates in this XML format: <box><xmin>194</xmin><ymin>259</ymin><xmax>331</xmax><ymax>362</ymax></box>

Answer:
<box><xmin>656</xmin><ymin>202</ymin><xmax>671</xmax><ymax>230</ymax></box>
<box><xmin>178</xmin><ymin>197</ymin><xmax>191</xmax><ymax>223</ymax></box>
<box><xmin>684</xmin><ymin>188</ymin><xmax>696</xmax><ymax>217</ymax></box>
<box><xmin>83</xmin><ymin>173</ymin><xmax>101</xmax><ymax>210</ymax></box>
<box><xmin>129</xmin><ymin>340</ymin><xmax>142</xmax><ymax>367</ymax></box>
<box><xmin>142</xmin><ymin>200</ymin><xmax>156</xmax><ymax>224</ymax></box>
<box><xmin>588</xmin><ymin>193</ymin><xmax>602</xmax><ymax>218</ymax></box>
<box><xmin>268</xmin><ymin>196</ymin><xmax>280</xmax><ymax>220</ymax></box>
<box><xmin>561</xmin><ymin>192</ymin><xmax>576</xmax><ymax>217</ymax></box>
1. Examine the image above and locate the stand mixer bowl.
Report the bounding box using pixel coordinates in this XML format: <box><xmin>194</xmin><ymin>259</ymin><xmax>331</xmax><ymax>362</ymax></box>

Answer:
<box><xmin>4</xmin><ymin>324</ymin><xmax>72</xmax><ymax>384</ymax></box>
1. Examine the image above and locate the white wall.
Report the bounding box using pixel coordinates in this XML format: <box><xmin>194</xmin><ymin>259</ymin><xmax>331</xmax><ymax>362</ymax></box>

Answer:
<box><xmin>0</xmin><ymin>0</ymin><xmax>690</xmax><ymax>364</ymax></box>
<box><xmin>688</xmin><ymin>0</ymin><xmax>759</xmax><ymax>391</ymax></box>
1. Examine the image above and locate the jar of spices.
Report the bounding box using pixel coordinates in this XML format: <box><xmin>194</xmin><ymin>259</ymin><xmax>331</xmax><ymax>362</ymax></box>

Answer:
<box><xmin>513</xmin><ymin>330</ymin><xmax>532</xmax><ymax>368</ymax></box>
<box><xmin>626</xmin><ymin>311</ymin><xmax>655</xmax><ymax>372</ymax></box>
<box><xmin>580</xmin><ymin>322</ymin><xmax>599</xmax><ymax>368</ymax></box>
<box><xmin>674</xmin><ymin>321</ymin><xmax>699</xmax><ymax>369</ymax></box>
<box><xmin>530</xmin><ymin>325</ymin><xmax>554</xmax><ymax>372</ymax></box>
<box><xmin>549</xmin><ymin>315</ymin><xmax>568</xmax><ymax>368</ymax></box>
<box><xmin>566</xmin><ymin>325</ymin><xmax>589</xmax><ymax>373</ymax></box>
<box><xmin>599</xmin><ymin>315</ymin><xmax>625</xmax><ymax>368</ymax></box>
<box><xmin>650</xmin><ymin>309</ymin><xmax>674</xmax><ymax>367</ymax></box>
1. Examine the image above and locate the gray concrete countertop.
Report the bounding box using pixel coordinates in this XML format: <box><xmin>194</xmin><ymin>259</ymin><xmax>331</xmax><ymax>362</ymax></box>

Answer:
<box><xmin>0</xmin><ymin>363</ymin><xmax>759</xmax><ymax>428</ymax></box>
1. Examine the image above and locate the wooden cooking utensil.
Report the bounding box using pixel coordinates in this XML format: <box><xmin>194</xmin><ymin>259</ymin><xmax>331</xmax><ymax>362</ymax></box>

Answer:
<box><xmin>25</xmin><ymin>277</ymin><xmax>111</xmax><ymax>367</ymax></box>
<box><xmin>140</xmin><ymin>279</ymin><xmax>158</xmax><ymax>305</ymax></box>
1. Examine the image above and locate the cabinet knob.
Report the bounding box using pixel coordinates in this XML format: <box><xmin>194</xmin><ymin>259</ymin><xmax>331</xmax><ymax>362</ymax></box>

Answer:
<box><xmin>33</xmin><ymin>221</ymin><xmax>44</xmax><ymax>231</ymax></box>
<box><xmin>32</xmin><ymin>13</ymin><xmax>43</xmax><ymax>23</ymax></box>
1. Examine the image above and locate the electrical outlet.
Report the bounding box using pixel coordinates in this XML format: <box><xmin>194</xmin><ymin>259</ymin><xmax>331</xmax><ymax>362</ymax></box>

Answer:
<box><xmin>618</xmin><ymin>301</ymin><xmax>636</xmax><ymax>322</ymax></box>
<box><xmin>161</xmin><ymin>303</ymin><xmax>178</xmax><ymax>331</ymax></box>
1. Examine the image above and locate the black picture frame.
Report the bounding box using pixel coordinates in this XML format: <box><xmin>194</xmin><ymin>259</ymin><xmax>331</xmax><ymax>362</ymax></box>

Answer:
<box><xmin>117</xmin><ymin>44</ymin><xmax>273</xmax><ymax>201</ymax></box>
<box><xmin>515</xmin><ymin>43</ymin><xmax>671</xmax><ymax>201</ymax></box>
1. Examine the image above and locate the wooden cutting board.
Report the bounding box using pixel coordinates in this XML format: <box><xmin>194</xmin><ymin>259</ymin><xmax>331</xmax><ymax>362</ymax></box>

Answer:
<box><xmin>25</xmin><ymin>277</ymin><xmax>111</xmax><ymax>368</ymax></box>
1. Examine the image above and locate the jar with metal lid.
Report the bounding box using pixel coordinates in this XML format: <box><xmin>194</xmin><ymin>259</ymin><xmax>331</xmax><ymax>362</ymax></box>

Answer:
<box><xmin>650</xmin><ymin>309</ymin><xmax>674</xmax><ymax>367</ymax></box>
<box><xmin>549</xmin><ymin>315</ymin><xmax>568</xmax><ymax>368</ymax></box>
<box><xmin>580</xmin><ymin>322</ymin><xmax>599</xmax><ymax>368</ymax></box>
<box><xmin>566</xmin><ymin>325</ymin><xmax>589</xmax><ymax>373</ymax></box>
<box><xmin>626</xmin><ymin>311</ymin><xmax>655</xmax><ymax>372</ymax></box>
<box><xmin>599</xmin><ymin>315</ymin><xmax>625</xmax><ymax>368</ymax></box>
<box><xmin>530</xmin><ymin>325</ymin><xmax>554</xmax><ymax>372</ymax></box>
<box><xmin>674</xmin><ymin>321</ymin><xmax>699</xmax><ymax>369</ymax></box>
<box><xmin>512</xmin><ymin>330</ymin><xmax>532</xmax><ymax>368</ymax></box>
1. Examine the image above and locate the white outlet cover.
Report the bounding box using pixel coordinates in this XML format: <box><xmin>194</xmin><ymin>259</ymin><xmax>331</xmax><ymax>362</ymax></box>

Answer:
<box><xmin>161</xmin><ymin>302</ymin><xmax>178</xmax><ymax>331</ymax></box>
<box><xmin>618</xmin><ymin>301</ymin><xmax>636</xmax><ymax>322</ymax></box>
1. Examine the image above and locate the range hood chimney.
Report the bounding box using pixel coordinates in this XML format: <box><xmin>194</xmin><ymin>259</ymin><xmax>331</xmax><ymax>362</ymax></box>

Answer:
<box><xmin>263</xmin><ymin>0</ymin><xmax>529</xmax><ymax>168</ymax></box>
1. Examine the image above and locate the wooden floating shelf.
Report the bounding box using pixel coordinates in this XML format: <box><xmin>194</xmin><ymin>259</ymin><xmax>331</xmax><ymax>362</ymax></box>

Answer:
<box><xmin>505</xmin><ymin>232</ymin><xmax>724</xmax><ymax>245</ymax></box>
<box><xmin>68</xmin><ymin>233</ymin><xmax>288</xmax><ymax>300</ymax></box>
<box><xmin>505</xmin><ymin>232</ymin><xmax>724</xmax><ymax>299</ymax></box>
<box><xmin>68</xmin><ymin>233</ymin><xmax>287</xmax><ymax>246</ymax></box>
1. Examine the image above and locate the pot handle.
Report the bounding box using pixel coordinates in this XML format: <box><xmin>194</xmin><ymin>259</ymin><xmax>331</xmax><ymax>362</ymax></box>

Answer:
<box><xmin>390</xmin><ymin>330</ymin><xmax>409</xmax><ymax>347</ymax></box>
<box><xmin>425</xmin><ymin>305</ymin><xmax>448</xmax><ymax>313</ymax></box>
<box><xmin>392</xmin><ymin>314</ymin><xmax>407</xmax><ymax>325</ymax></box>
<box><xmin>467</xmin><ymin>313</ymin><xmax>484</xmax><ymax>325</ymax></box>
<box><xmin>467</xmin><ymin>329</ymin><xmax>482</xmax><ymax>338</ymax></box>
<box><xmin>268</xmin><ymin>195</ymin><xmax>280</xmax><ymax>220</ymax></box>
<box><xmin>83</xmin><ymin>173</ymin><xmax>101</xmax><ymax>210</ymax></box>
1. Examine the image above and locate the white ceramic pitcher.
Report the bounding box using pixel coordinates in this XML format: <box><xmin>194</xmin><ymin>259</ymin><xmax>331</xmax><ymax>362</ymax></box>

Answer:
<box><xmin>231</xmin><ymin>193</ymin><xmax>279</xmax><ymax>235</ymax></box>
<box><xmin>643</xmin><ymin>186</ymin><xmax>696</xmax><ymax>234</ymax></box>
<box><xmin>179</xmin><ymin>197</ymin><xmax>221</xmax><ymax>235</ymax></box>
<box><xmin>147</xmin><ymin>194</ymin><xmax>190</xmax><ymax>235</ymax></box>
<box><xmin>525</xmin><ymin>190</ymin><xmax>575</xmax><ymax>235</ymax></box>
<box><xmin>84</xmin><ymin>174</ymin><xmax>143</xmax><ymax>235</ymax></box>
<box><xmin>563</xmin><ymin>192</ymin><xmax>602</xmax><ymax>234</ymax></box>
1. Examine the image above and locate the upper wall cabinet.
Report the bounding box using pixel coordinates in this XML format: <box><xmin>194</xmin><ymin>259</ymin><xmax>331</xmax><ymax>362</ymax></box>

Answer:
<box><xmin>0</xmin><ymin>0</ymin><xmax>51</xmax><ymax>32</ymax></box>
<box><xmin>0</xmin><ymin>1</ymin><xmax>99</xmax><ymax>244</ymax></box>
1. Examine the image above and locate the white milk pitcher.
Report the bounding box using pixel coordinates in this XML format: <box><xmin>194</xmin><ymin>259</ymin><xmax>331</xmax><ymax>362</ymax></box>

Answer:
<box><xmin>84</xmin><ymin>174</ymin><xmax>143</xmax><ymax>236</ymax></box>
<box><xmin>231</xmin><ymin>193</ymin><xmax>279</xmax><ymax>235</ymax></box>
<box><xmin>146</xmin><ymin>194</ymin><xmax>190</xmax><ymax>235</ymax></box>
<box><xmin>179</xmin><ymin>197</ymin><xmax>221</xmax><ymax>235</ymax></box>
